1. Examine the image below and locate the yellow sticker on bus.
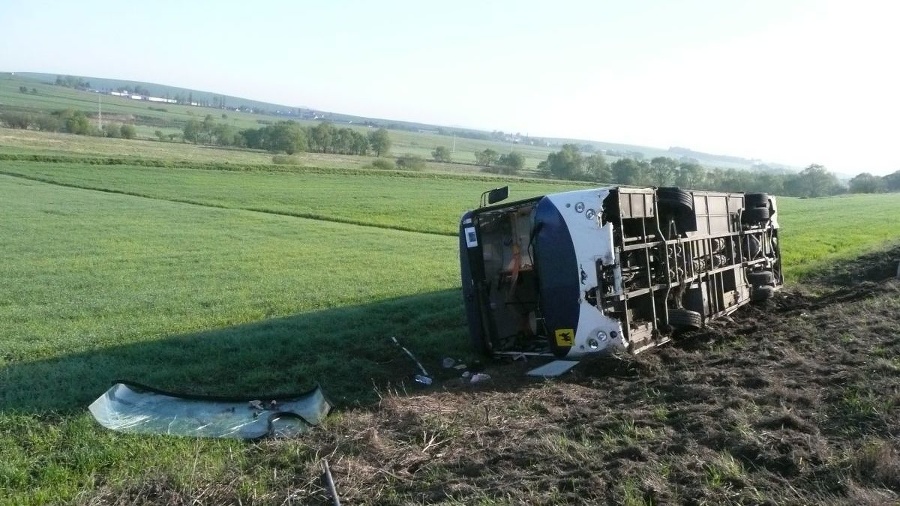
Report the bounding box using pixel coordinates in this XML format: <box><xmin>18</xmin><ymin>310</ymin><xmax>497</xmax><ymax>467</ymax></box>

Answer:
<box><xmin>554</xmin><ymin>328</ymin><xmax>574</xmax><ymax>347</ymax></box>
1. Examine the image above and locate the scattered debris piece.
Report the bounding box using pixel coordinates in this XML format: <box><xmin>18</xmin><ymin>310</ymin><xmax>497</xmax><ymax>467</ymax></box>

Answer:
<box><xmin>526</xmin><ymin>360</ymin><xmax>580</xmax><ymax>378</ymax></box>
<box><xmin>89</xmin><ymin>381</ymin><xmax>331</xmax><ymax>439</ymax></box>
<box><xmin>321</xmin><ymin>459</ymin><xmax>341</xmax><ymax>506</ymax></box>
<box><xmin>391</xmin><ymin>336</ymin><xmax>431</xmax><ymax>385</ymax></box>
<box><xmin>470</xmin><ymin>373</ymin><xmax>491</xmax><ymax>384</ymax></box>
<box><xmin>441</xmin><ymin>357</ymin><xmax>456</xmax><ymax>368</ymax></box>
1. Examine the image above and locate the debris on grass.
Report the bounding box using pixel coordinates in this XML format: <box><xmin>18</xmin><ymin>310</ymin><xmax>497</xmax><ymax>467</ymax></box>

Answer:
<box><xmin>88</xmin><ymin>381</ymin><xmax>331</xmax><ymax>439</ymax></box>
<box><xmin>391</xmin><ymin>336</ymin><xmax>431</xmax><ymax>386</ymax></box>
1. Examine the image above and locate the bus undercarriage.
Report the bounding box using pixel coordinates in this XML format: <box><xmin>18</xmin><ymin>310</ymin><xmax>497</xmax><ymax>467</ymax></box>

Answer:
<box><xmin>460</xmin><ymin>186</ymin><xmax>782</xmax><ymax>359</ymax></box>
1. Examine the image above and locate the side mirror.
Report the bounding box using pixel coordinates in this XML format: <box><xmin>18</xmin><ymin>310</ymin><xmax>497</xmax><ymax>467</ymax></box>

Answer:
<box><xmin>481</xmin><ymin>186</ymin><xmax>509</xmax><ymax>206</ymax></box>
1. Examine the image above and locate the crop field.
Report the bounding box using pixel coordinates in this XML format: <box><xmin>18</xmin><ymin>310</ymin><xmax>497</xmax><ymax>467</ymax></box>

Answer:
<box><xmin>1</xmin><ymin>133</ymin><xmax>899</xmax><ymax>504</ymax></box>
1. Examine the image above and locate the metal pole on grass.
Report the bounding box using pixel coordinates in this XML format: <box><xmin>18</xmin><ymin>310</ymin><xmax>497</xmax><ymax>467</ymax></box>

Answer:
<box><xmin>321</xmin><ymin>459</ymin><xmax>341</xmax><ymax>506</ymax></box>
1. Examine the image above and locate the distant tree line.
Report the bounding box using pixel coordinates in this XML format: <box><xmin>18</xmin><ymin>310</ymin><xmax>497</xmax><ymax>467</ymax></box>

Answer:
<box><xmin>114</xmin><ymin>85</ymin><xmax>153</xmax><ymax>96</ymax></box>
<box><xmin>847</xmin><ymin>171</ymin><xmax>900</xmax><ymax>193</ymax></box>
<box><xmin>519</xmin><ymin>144</ymin><xmax>900</xmax><ymax>197</ymax></box>
<box><xmin>54</xmin><ymin>75</ymin><xmax>91</xmax><ymax>90</ymax></box>
<box><xmin>473</xmin><ymin>148</ymin><xmax>526</xmax><ymax>175</ymax></box>
<box><xmin>0</xmin><ymin>109</ymin><xmax>135</xmax><ymax>139</ymax></box>
<box><xmin>180</xmin><ymin>117</ymin><xmax>391</xmax><ymax>157</ymax></box>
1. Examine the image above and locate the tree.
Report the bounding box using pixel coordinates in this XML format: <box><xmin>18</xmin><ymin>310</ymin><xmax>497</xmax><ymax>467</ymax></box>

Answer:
<box><xmin>183</xmin><ymin>118</ymin><xmax>201</xmax><ymax>143</ymax></box>
<box><xmin>585</xmin><ymin>153</ymin><xmax>610</xmax><ymax>182</ymax></box>
<box><xmin>154</xmin><ymin>130</ymin><xmax>166</xmax><ymax>141</ymax></box>
<box><xmin>649</xmin><ymin>157</ymin><xmax>678</xmax><ymax>186</ymax></box>
<box><xmin>675</xmin><ymin>162</ymin><xmax>705</xmax><ymax>189</ymax></box>
<box><xmin>54</xmin><ymin>75</ymin><xmax>90</xmax><ymax>89</ymax></box>
<box><xmin>747</xmin><ymin>171</ymin><xmax>784</xmax><ymax>195</ymax></box>
<box><xmin>432</xmin><ymin>146</ymin><xmax>452</xmax><ymax>162</ymax></box>
<box><xmin>718</xmin><ymin>168</ymin><xmax>754</xmax><ymax>192</ymax></box>
<box><xmin>848</xmin><ymin>172</ymin><xmax>886</xmax><ymax>193</ymax></box>
<box><xmin>120</xmin><ymin>124</ymin><xmax>136</xmax><ymax>139</ymax></box>
<box><xmin>60</xmin><ymin>110</ymin><xmax>92</xmax><ymax>135</ymax></box>
<box><xmin>396</xmin><ymin>154</ymin><xmax>426</xmax><ymax>170</ymax></box>
<box><xmin>1</xmin><ymin>112</ymin><xmax>32</xmax><ymax>129</ymax></box>
<box><xmin>18</xmin><ymin>86</ymin><xmax>27</xmax><ymax>93</ymax></box>
<box><xmin>309</xmin><ymin>122</ymin><xmax>334</xmax><ymax>153</ymax></box>
<box><xmin>332</xmin><ymin>127</ymin><xmax>353</xmax><ymax>154</ymax></box>
<box><xmin>543</xmin><ymin>144</ymin><xmax>584</xmax><ymax>179</ymax></box>
<box><xmin>785</xmin><ymin>164</ymin><xmax>842</xmax><ymax>197</ymax></box>
<box><xmin>351</xmin><ymin>130</ymin><xmax>369</xmax><ymax>155</ymax></box>
<box><xmin>475</xmin><ymin>149</ymin><xmax>499</xmax><ymax>167</ymax></box>
<box><xmin>368</xmin><ymin>128</ymin><xmax>391</xmax><ymax>157</ymax></box>
<box><xmin>610</xmin><ymin>158</ymin><xmax>647</xmax><ymax>185</ymax></box>
<box><xmin>496</xmin><ymin>151</ymin><xmax>525</xmax><ymax>175</ymax></box>
<box><xmin>35</xmin><ymin>115</ymin><xmax>61</xmax><ymax>132</ymax></box>
<box><xmin>103</xmin><ymin>124</ymin><xmax>122</xmax><ymax>138</ymax></box>
<box><xmin>211</xmin><ymin>123</ymin><xmax>236</xmax><ymax>146</ymax></box>
<box><xmin>883</xmin><ymin>170</ymin><xmax>900</xmax><ymax>192</ymax></box>
<box><xmin>240</xmin><ymin>127</ymin><xmax>265</xmax><ymax>149</ymax></box>
<box><xmin>265</xmin><ymin>121</ymin><xmax>307</xmax><ymax>154</ymax></box>
<box><xmin>202</xmin><ymin>114</ymin><xmax>216</xmax><ymax>144</ymax></box>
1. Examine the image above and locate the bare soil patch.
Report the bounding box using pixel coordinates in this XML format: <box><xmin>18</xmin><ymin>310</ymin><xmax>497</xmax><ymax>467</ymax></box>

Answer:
<box><xmin>88</xmin><ymin>247</ymin><xmax>900</xmax><ymax>505</ymax></box>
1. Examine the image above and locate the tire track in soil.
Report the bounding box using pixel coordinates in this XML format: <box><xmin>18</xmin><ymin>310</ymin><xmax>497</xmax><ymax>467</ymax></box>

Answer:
<box><xmin>299</xmin><ymin>246</ymin><xmax>900</xmax><ymax>505</ymax></box>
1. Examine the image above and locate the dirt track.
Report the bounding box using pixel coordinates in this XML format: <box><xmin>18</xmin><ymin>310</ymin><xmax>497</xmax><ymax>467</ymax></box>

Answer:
<box><xmin>308</xmin><ymin>247</ymin><xmax>900</xmax><ymax>505</ymax></box>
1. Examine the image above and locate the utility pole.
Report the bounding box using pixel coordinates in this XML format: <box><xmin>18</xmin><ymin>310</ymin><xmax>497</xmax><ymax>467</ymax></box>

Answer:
<box><xmin>98</xmin><ymin>93</ymin><xmax>102</xmax><ymax>130</ymax></box>
<box><xmin>451</xmin><ymin>132</ymin><xmax>456</xmax><ymax>155</ymax></box>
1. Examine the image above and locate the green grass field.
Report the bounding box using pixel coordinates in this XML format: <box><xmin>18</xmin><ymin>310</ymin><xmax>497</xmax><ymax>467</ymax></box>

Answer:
<box><xmin>0</xmin><ymin>161</ymin><xmax>582</xmax><ymax>235</ymax></box>
<box><xmin>776</xmin><ymin>195</ymin><xmax>900</xmax><ymax>279</ymax></box>
<box><xmin>0</xmin><ymin>131</ymin><xmax>898</xmax><ymax>503</ymax></box>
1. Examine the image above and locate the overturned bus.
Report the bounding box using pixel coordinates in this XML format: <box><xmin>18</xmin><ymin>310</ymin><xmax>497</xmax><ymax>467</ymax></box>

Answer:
<box><xmin>459</xmin><ymin>186</ymin><xmax>782</xmax><ymax>359</ymax></box>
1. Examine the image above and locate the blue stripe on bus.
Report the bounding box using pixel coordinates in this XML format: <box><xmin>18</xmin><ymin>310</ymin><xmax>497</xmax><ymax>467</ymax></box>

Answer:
<box><xmin>533</xmin><ymin>198</ymin><xmax>580</xmax><ymax>357</ymax></box>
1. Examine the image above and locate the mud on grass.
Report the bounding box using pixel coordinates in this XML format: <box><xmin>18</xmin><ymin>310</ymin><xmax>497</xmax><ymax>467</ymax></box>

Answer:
<box><xmin>87</xmin><ymin>248</ymin><xmax>900</xmax><ymax>505</ymax></box>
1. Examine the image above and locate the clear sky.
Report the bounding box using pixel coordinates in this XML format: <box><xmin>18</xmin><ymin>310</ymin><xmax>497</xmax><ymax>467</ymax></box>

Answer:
<box><xmin>2</xmin><ymin>0</ymin><xmax>898</xmax><ymax>175</ymax></box>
